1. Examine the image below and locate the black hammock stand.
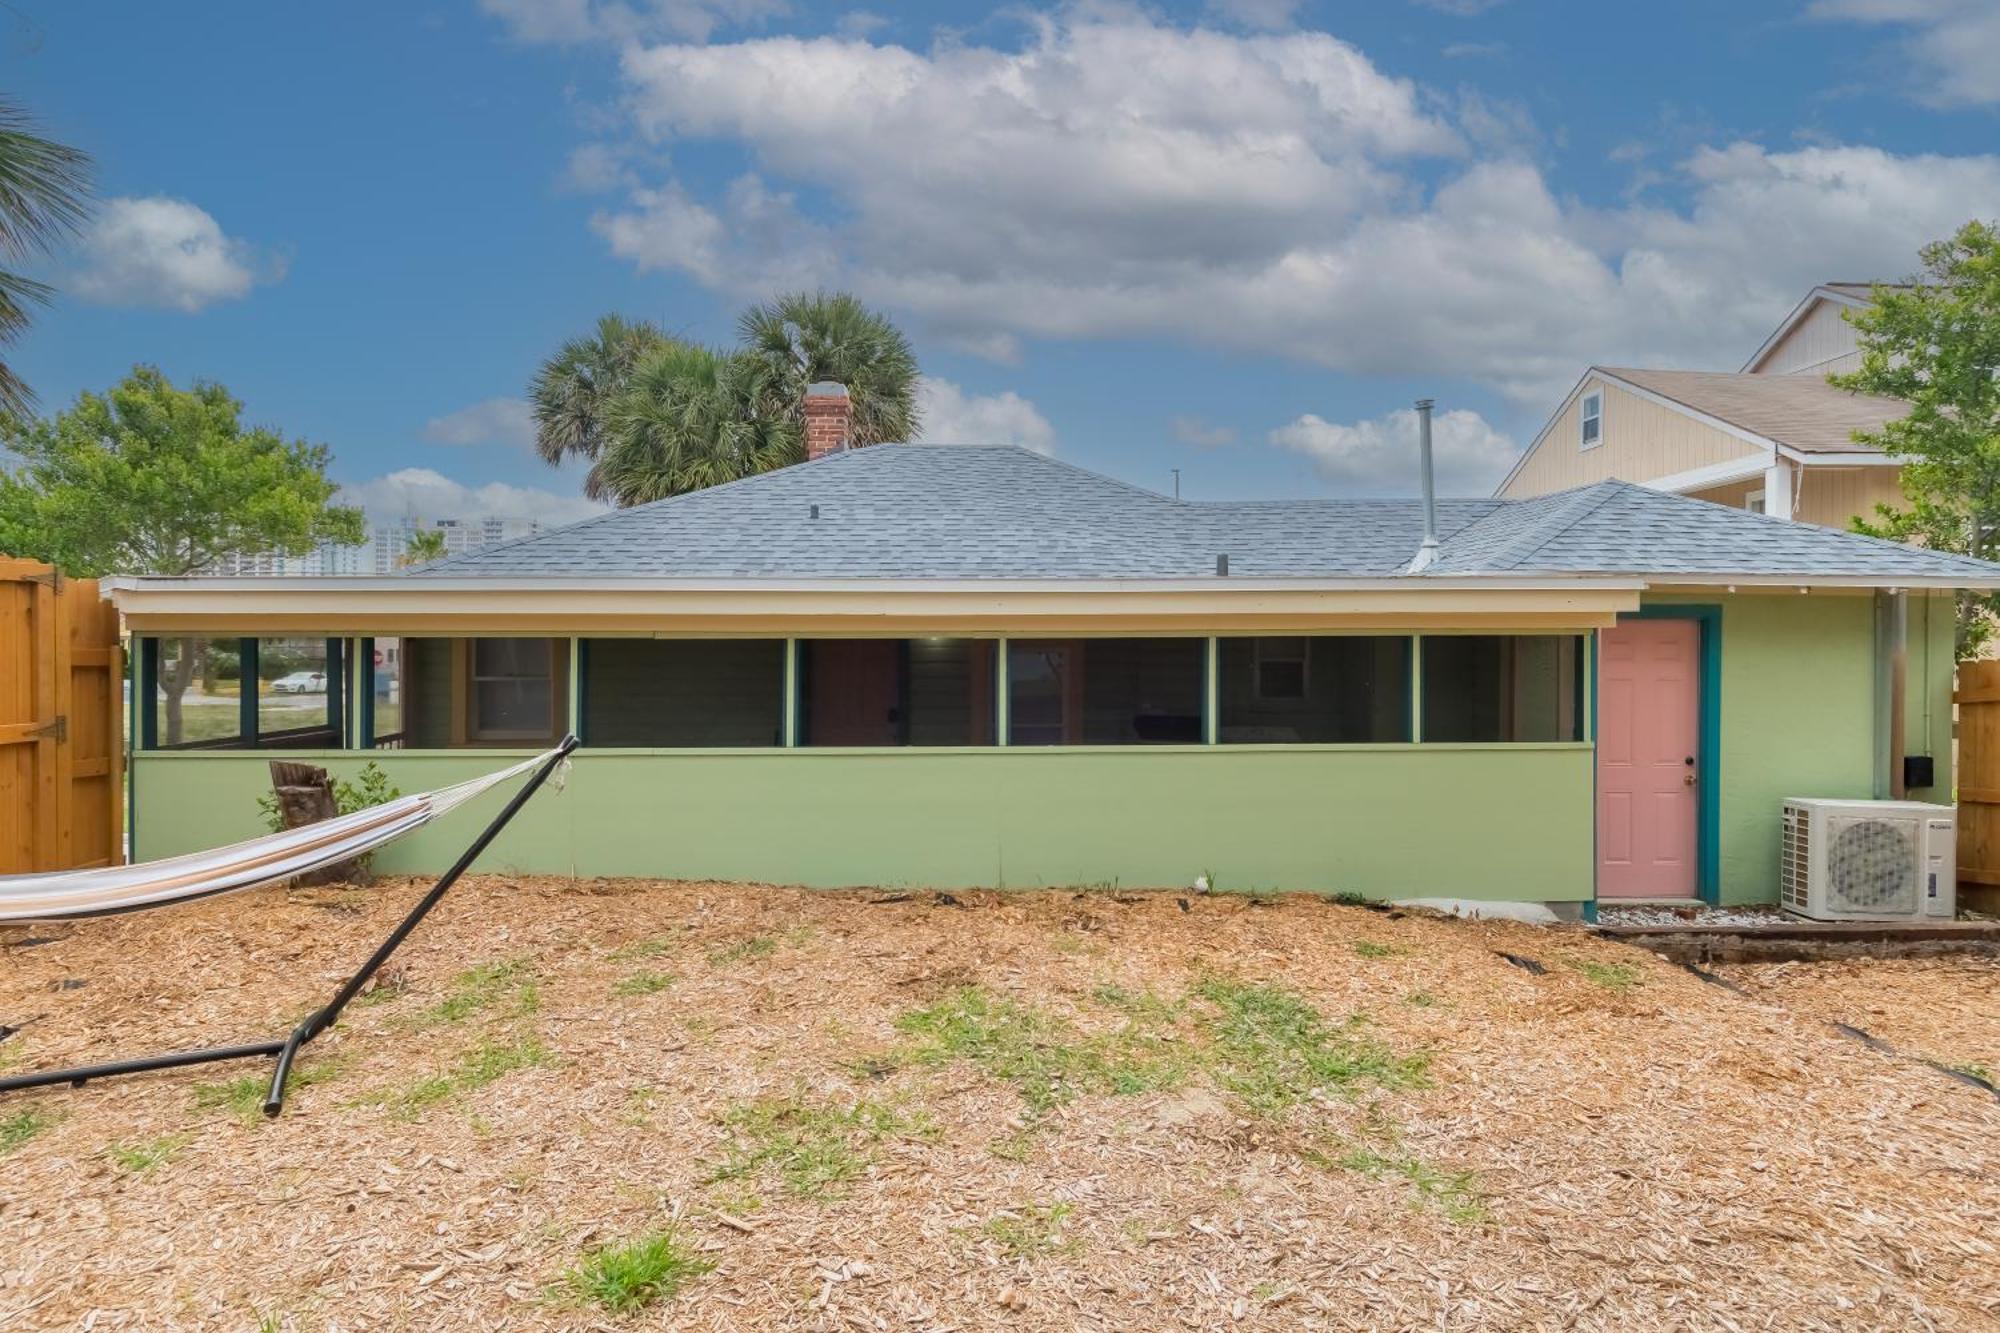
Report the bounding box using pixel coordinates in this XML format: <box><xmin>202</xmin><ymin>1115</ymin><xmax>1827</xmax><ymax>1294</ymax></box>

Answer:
<box><xmin>0</xmin><ymin>735</ymin><xmax>578</xmax><ymax>1118</ymax></box>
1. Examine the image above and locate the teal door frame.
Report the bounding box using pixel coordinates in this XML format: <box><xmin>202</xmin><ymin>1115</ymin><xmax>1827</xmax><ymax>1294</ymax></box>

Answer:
<box><xmin>1598</xmin><ymin>604</ymin><xmax>1723</xmax><ymax>906</ymax></box>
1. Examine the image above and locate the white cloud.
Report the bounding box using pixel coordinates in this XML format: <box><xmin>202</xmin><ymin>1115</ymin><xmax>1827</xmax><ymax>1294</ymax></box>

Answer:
<box><xmin>1270</xmin><ymin>406</ymin><xmax>1516</xmax><ymax>496</ymax></box>
<box><xmin>479</xmin><ymin>0</ymin><xmax>786</xmax><ymax>44</ymax></box>
<box><xmin>1809</xmin><ymin>0</ymin><xmax>2000</xmax><ymax>107</ymax></box>
<box><xmin>70</xmin><ymin>197</ymin><xmax>276</xmax><ymax>313</ymax></box>
<box><xmin>342</xmin><ymin>468</ymin><xmax>606</xmax><ymax>528</ymax></box>
<box><xmin>1170</xmin><ymin>415</ymin><xmax>1239</xmax><ymax>448</ymax></box>
<box><xmin>423</xmin><ymin>398</ymin><xmax>537</xmax><ymax>450</ymax></box>
<box><xmin>584</xmin><ymin>12</ymin><xmax>2000</xmax><ymax>405</ymax></box>
<box><xmin>912</xmin><ymin>377</ymin><xmax>1056</xmax><ymax>454</ymax></box>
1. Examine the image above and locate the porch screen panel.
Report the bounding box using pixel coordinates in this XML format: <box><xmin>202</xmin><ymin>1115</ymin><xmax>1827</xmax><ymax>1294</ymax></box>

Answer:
<box><xmin>1218</xmin><ymin>636</ymin><xmax>1411</xmax><ymax>743</ymax></box>
<box><xmin>253</xmin><ymin>637</ymin><xmax>343</xmax><ymax>747</ymax></box>
<box><xmin>1420</xmin><ymin>635</ymin><xmax>1585</xmax><ymax>743</ymax></box>
<box><xmin>584</xmin><ymin>639</ymin><xmax>785</xmax><ymax>747</ymax></box>
<box><xmin>800</xmin><ymin>638</ymin><xmax>995</xmax><ymax>746</ymax></box>
<box><xmin>1007</xmin><ymin>638</ymin><xmax>1204</xmax><ymax>745</ymax></box>
<box><xmin>153</xmin><ymin>637</ymin><xmax>244</xmax><ymax>748</ymax></box>
<box><xmin>149</xmin><ymin>636</ymin><xmax>345</xmax><ymax>750</ymax></box>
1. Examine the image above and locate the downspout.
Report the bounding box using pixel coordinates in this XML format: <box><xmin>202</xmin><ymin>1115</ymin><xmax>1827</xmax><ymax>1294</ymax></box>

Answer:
<box><xmin>1406</xmin><ymin>398</ymin><xmax>1440</xmax><ymax>573</ymax></box>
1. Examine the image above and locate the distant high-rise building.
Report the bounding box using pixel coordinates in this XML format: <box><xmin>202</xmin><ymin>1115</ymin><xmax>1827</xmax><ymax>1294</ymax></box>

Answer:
<box><xmin>200</xmin><ymin>516</ymin><xmax>546</xmax><ymax>577</ymax></box>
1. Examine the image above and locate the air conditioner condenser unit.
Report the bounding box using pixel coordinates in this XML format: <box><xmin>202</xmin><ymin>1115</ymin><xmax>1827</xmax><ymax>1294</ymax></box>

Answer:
<box><xmin>1780</xmin><ymin>798</ymin><xmax>1955</xmax><ymax>922</ymax></box>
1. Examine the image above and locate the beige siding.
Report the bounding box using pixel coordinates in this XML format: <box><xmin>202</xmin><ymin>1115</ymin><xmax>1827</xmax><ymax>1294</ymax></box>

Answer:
<box><xmin>1753</xmin><ymin>299</ymin><xmax>1863</xmax><ymax>377</ymax></box>
<box><xmin>1500</xmin><ymin>377</ymin><xmax>1762</xmax><ymax>497</ymax></box>
<box><xmin>1796</xmin><ymin>466</ymin><xmax>1905</xmax><ymax>530</ymax></box>
<box><xmin>1687</xmin><ymin>466</ymin><xmax>1907</xmax><ymax>531</ymax></box>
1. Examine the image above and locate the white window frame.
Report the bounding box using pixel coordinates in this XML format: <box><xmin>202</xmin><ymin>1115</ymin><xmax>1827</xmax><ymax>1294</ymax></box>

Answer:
<box><xmin>1744</xmin><ymin>489</ymin><xmax>1766</xmax><ymax>514</ymax></box>
<box><xmin>468</xmin><ymin>637</ymin><xmax>555</xmax><ymax>741</ymax></box>
<box><xmin>1579</xmin><ymin>391</ymin><xmax>1603</xmax><ymax>450</ymax></box>
<box><xmin>1253</xmin><ymin>636</ymin><xmax>1310</xmax><ymax>702</ymax></box>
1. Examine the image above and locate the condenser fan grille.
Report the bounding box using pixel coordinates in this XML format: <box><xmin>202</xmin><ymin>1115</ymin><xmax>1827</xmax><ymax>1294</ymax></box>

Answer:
<box><xmin>1825</xmin><ymin>817</ymin><xmax>1918</xmax><ymax>914</ymax></box>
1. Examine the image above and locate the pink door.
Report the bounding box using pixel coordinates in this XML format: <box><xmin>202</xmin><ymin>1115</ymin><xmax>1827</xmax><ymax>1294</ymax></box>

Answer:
<box><xmin>1596</xmin><ymin>619</ymin><xmax>1700</xmax><ymax>899</ymax></box>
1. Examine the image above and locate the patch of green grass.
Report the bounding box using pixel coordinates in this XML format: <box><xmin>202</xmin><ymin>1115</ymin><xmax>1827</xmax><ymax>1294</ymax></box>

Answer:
<box><xmin>609</xmin><ymin>936</ymin><xmax>674</xmax><ymax>963</ymax></box>
<box><xmin>193</xmin><ymin>1060</ymin><xmax>341</xmax><ymax>1124</ymax></box>
<box><xmin>1091</xmin><ymin>984</ymin><xmax>1182</xmax><ymax>1023</ymax></box>
<box><xmin>1193</xmin><ymin>977</ymin><xmax>1427</xmax><ymax>1116</ymax></box>
<box><xmin>418</xmin><ymin>959</ymin><xmax>540</xmax><ymax>1025</ymax></box>
<box><xmin>1334</xmin><ymin>1145</ymin><xmax>1488</xmax><ymax>1225</ymax></box>
<box><xmin>382</xmin><ymin>1034</ymin><xmax>551</xmax><ymax>1119</ymax></box>
<box><xmin>707</xmin><ymin>1094</ymin><xmax>935</xmax><ymax>1200</ymax></box>
<box><xmin>893</xmin><ymin>987</ymin><xmax>1186</xmax><ymax>1114</ymax></box>
<box><xmin>974</xmin><ymin>1202</ymin><xmax>1076</xmax><ymax>1260</ymax></box>
<box><xmin>1352</xmin><ymin>941</ymin><xmax>1399</xmax><ymax>959</ymax></box>
<box><xmin>1331</xmin><ymin>890</ymin><xmax>1370</xmax><ymax>907</ymax></box>
<box><xmin>353</xmin><ymin>977</ymin><xmax>406</xmax><ymax>1007</ymax></box>
<box><xmin>559</xmin><ymin>1230</ymin><xmax>714</xmax><ymax>1313</ymax></box>
<box><xmin>1566</xmin><ymin>958</ymin><xmax>1644</xmax><ymax>992</ymax></box>
<box><xmin>708</xmin><ymin>935</ymin><xmax>778</xmax><ymax>966</ymax></box>
<box><xmin>1</xmin><ymin>1108</ymin><xmax>58</xmax><ymax>1156</ymax></box>
<box><xmin>108</xmin><ymin>1133</ymin><xmax>191</xmax><ymax>1173</ymax></box>
<box><xmin>1404</xmin><ymin>991</ymin><xmax>1441</xmax><ymax>1008</ymax></box>
<box><xmin>613</xmin><ymin>971</ymin><xmax>677</xmax><ymax>997</ymax></box>
<box><xmin>1946</xmin><ymin>1060</ymin><xmax>1993</xmax><ymax>1083</ymax></box>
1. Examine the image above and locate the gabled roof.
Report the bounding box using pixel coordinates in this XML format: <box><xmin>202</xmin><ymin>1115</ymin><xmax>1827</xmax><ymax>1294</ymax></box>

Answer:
<box><xmin>406</xmin><ymin>443</ymin><xmax>2000</xmax><ymax>588</ymax></box>
<box><xmin>1741</xmin><ymin>281</ymin><xmax>1907</xmax><ymax>373</ymax></box>
<box><xmin>1595</xmin><ymin>367</ymin><xmax>1902</xmax><ymax>456</ymax></box>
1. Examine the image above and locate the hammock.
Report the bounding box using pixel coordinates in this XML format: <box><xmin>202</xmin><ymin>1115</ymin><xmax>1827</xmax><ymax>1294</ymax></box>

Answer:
<box><xmin>0</xmin><ymin>747</ymin><xmax>566</xmax><ymax>923</ymax></box>
<box><xmin>0</xmin><ymin>737</ymin><xmax>577</xmax><ymax>1116</ymax></box>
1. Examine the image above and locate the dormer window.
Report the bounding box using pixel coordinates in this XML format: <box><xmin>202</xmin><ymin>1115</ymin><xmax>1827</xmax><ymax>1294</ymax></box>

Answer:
<box><xmin>1580</xmin><ymin>391</ymin><xmax>1603</xmax><ymax>449</ymax></box>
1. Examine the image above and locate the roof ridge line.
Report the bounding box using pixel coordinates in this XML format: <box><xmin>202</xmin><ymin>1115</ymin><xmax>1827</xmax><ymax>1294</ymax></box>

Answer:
<box><xmin>1478</xmin><ymin>481</ymin><xmax>1630</xmax><ymax>572</ymax></box>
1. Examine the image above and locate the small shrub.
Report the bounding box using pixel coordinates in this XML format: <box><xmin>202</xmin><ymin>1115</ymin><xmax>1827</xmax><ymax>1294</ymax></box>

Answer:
<box><xmin>255</xmin><ymin>762</ymin><xmax>403</xmax><ymax>872</ymax></box>
<box><xmin>1</xmin><ymin>1108</ymin><xmax>58</xmax><ymax>1156</ymax></box>
<box><xmin>1332</xmin><ymin>891</ymin><xmax>1369</xmax><ymax>907</ymax></box>
<box><xmin>560</xmin><ymin>1230</ymin><xmax>713</xmax><ymax>1313</ymax></box>
<box><xmin>108</xmin><ymin>1133</ymin><xmax>191</xmax><ymax>1173</ymax></box>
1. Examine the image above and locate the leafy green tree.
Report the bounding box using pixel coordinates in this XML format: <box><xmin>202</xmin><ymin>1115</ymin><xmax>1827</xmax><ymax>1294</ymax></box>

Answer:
<box><xmin>594</xmin><ymin>342</ymin><xmax>801</xmax><ymax>505</ymax></box>
<box><xmin>400</xmin><ymin>527</ymin><xmax>448</xmax><ymax>566</ymax></box>
<box><xmin>529</xmin><ymin>313</ymin><xmax>665</xmax><ymax>493</ymax></box>
<box><xmin>0</xmin><ymin>97</ymin><xmax>92</xmax><ymax>421</ymax></box>
<box><xmin>738</xmin><ymin>291</ymin><xmax>920</xmax><ymax>447</ymax></box>
<box><xmin>0</xmin><ymin>366</ymin><xmax>365</xmax><ymax>739</ymax></box>
<box><xmin>1836</xmin><ymin>221</ymin><xmax>2000</xmax><ymax>655</ymax></box>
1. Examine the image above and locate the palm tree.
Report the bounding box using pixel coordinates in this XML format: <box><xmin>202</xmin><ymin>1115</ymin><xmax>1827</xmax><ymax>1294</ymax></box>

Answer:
<box><xmin>737</xmin><ymin>291</ymin><xmax>920</xmax><ymax>446</ymax></box>
<box><xmin>0</xmin><ymin>98</ymin><xmax>92</xmax><ymax>421</ymax></box>
<box><xmin>593</xmin><ymin>342</ymin><xmax>802</xmax><ymax>506</ymax></box>
<box><xmin>528</xmin><ymin>313</ymin><xmax>665</xmax><ymax>475</ymax></box>
<box><xmin>399</xmin><ymin>528</ymin><xmax>448</xmax><ymax>567</ymax></box>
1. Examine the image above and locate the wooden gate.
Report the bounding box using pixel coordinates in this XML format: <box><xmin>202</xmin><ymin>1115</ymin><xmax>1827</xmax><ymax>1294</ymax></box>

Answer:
<box><xmin>1954</xmin><ymin>659</ymin><xmax>2000</xmax><ymax>912</ymax></box>
<box><xmin>0</xmin><ymin>558</ymin><xmax>124</xmax><ymax>874</ymax></box>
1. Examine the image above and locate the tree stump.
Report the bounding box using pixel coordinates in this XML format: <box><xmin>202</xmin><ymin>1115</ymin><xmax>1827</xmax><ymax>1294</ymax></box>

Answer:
<box><xmin>268</xmin><ymin>761</ymin><xmax>367</xmax><ymax>886</ymax></box>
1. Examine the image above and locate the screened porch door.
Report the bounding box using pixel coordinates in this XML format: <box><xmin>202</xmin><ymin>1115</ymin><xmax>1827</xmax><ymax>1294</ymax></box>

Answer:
<box><xmin>1596</xmin><ymin>618</ymin><xmax>1700</xmax><ymax>899</ymax></box>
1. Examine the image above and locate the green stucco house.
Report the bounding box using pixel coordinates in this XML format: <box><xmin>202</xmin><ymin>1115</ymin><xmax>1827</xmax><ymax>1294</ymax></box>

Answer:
<box><xmin>106</xmin><ymin>434</ymin><xmax>1999</xmax><ymax>915</ymax></box>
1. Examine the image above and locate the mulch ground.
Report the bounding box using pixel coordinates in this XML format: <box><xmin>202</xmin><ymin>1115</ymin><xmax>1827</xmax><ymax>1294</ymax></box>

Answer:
<box><xmin>2</xmin><ymin>878</ymin><xmax>1996</xmax><ymax>1332</ymax></box>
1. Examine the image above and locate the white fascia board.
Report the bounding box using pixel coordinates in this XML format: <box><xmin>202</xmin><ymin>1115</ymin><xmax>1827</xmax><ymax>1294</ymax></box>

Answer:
<box><xmin>1639</xmin><ymin>456</ymin><xmax>1773</xmax><ymax>494</ymax></box>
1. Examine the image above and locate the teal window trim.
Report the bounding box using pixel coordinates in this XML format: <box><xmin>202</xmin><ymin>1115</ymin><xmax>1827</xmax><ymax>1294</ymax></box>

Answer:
<box><xmin>1409</xmin><ymin>634</ymin><xmax>1423</xmax><ymax>743</ymax></box>
<box><xmin>356</xmin><ymin>637</ymin><xmax>376</xmax><ymax>749</ymax></box>
<box><xmin>781</xmin><ymin>638</ymin><xmax>799</xmax><ymax>747</ymax></box>
<box><xmin>236</xmin><ymin>637</ymin><xmax>260</xmax><ymax>741</ymax></box>
<box><xmin>1612</xmin><ymin>604</ymin><xmax>1722</xmax><ymax>906</ymax></box>
<box><xmin>138</xmin><ymin>636</ymin><xmax>159</xmax><ymax>750</ymax></box>
<box><xmin>1202</xmin><ymin>637</ymin><xmax>1219</xmax><ymax>744</ymax></box>
<box><xmin>569</xmin><ymin>638</ymin><xmax>585</xmax><ymax>745</ymax></box>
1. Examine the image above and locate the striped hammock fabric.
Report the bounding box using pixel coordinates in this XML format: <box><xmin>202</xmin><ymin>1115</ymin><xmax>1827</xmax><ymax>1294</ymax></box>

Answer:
<box><xmin>0</xmin><ymin>748</ymin><xmax>568</xmax><ymax>923</ymax></box>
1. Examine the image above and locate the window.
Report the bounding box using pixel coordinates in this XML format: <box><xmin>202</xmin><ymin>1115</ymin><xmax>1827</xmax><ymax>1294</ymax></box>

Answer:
<box><xmin>1745</xmin><ymin>490</ymin><xmax>1766</xmax><ymax>514</ymax></box>
<box><xmin>1007</xmin><ymin>638</ymin><xmax>1203</xmax><ymax>745</ymax></box>
<box><xmin>583</xmin><ymin>639</ymin><xmax>784</xmax><ymax>747</ymax></box>
<box><xmin>365</xmin><ymin>637</ymin><xmax>406</xmax><ymax>747</ymax></box>
<box><xmin>470</xmin><ymin>639</ymin><xmax>555</xmax><ymax>740</ymax></box>
<box><xmin>1420</xmin><ymin>635</ymin><xmax>1584</xmax><ymax>743</ymax></box>
<box><xmin>153</xmin><ymin>637</ymin><xmax>243</xmax><ymax>748</ymax></box>
<box><xmin>1221</xmin><ymin>636</ymin><xmax>1411</xmax><ymax>743</ymax></box>
<box><xmin>255</xmin><ymin>637</ymin><xmax>342</xmax><ymax>744</ymax></box>
<box><xmin>1253</xmin><ymin>637</ymin><xmax>1308</xmax><ymax>700</ymax></box>
<box><xmin>801</xmin><ymin>638</ymin><xmax>995</xmax><ymax>746</ymax></box>
<box><xmin>148</xmin><ymin>636</ymin><xmax>344</xmax><ymax>749</ymax></box>
<box><xmin>1579</xmin><ymin>392</ymin><xmax>1603</xmax><ymax>449</ymax></box>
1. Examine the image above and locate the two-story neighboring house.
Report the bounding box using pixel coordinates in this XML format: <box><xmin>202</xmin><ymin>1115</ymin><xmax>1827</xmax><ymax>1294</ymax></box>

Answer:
<box><xmin>1496</xmin><ymin>284</ymin><xmax>1909</xmax><ymax>528</ymax></box>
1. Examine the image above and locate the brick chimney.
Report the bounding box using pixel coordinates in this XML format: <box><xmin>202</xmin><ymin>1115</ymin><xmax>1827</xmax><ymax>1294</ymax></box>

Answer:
<box><xmin>804</xmin><ymin>382</ymin><xmax>852</xmax><ymax>461</ymax></box>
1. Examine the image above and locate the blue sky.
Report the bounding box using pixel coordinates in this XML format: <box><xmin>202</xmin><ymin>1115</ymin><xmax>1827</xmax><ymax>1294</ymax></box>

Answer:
<box><xmin>6</xmin><ymin>0</ymin><xmax>1998</xmax><ymax>525</ymax></box>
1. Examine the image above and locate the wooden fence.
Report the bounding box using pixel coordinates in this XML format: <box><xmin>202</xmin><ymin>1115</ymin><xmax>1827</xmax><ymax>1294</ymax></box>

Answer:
<box><xmin>0</xmin><ymin>558</ymin><xmax>124</xmax><ymax>874</ymax></box>
<box><xmin>1954</xmin><ymin>659</ymin><xmax>2000</xmax><ymax>913</ymax></box>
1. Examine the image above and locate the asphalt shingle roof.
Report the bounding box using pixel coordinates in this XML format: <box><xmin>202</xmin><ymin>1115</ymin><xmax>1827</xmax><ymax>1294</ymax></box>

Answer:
<box><xmin>1597</xmin><ymin>367</ymin><xmax>1903</xmax><ymax>455</ymax></box>
<box><xmin>411</xmin><ymin>443</ymin><xmax>2000</xmax><ymax>585</ymax></box>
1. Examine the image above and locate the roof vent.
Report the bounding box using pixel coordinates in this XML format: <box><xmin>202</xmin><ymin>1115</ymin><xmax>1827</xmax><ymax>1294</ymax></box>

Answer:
<box><xmin>1216</xmin><ymin>553</ymin><xmax>1229</xmax><ymax>576</ymax></box>
<box><xmin>810</xmin><ymin>504</ymin><xmax>820</xmax><ymax>520</ymax></box>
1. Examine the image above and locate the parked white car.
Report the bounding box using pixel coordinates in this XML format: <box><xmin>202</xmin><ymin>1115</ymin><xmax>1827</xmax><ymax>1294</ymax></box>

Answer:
<box><xmin>269</xmin><ymin>671</ymin><xmax>326</xmax><ymax>694</ymax></box>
